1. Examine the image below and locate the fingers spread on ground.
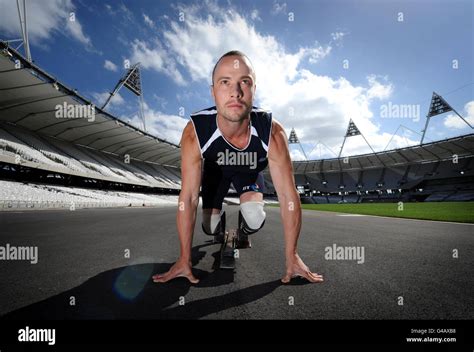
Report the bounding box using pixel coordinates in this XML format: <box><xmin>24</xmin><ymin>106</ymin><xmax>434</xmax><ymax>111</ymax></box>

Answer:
<box><xmin>309</xmin><ymin>271</ymin><xmax>323</xmax><ymax>278</ymax></box>
<box><xmin>308</xmin><ymin>273</ymin><xmax>324</xmax><ymax>282</ymax></box>
<box><xmin>153</xmin><ymin>272</ymin><xmax>171</xmax><ymax>282</ymax></box>
<box><xmin>153</xmin><ymin>277</ymin><xmax>167</xmax><ymax>283</ymax></box>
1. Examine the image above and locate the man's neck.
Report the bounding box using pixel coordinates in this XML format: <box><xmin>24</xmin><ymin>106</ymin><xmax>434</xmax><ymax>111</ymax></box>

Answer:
<box><xmin>217</xmin><ymin>113</ymin><xmax>250</xmax><ymax>139</ymax></box>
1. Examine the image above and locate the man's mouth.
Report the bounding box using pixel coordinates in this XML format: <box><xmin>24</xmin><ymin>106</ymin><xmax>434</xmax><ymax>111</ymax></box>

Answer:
<box><xmin>227</xmin><ymin>103</ymin><xmax>244</xmax><ymax>108</ymax></box>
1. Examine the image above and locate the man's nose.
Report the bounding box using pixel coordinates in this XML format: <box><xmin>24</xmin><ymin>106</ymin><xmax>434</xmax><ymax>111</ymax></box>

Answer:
<box><xmin>230</xmin><ymin>82</ymin><xmax>243</xmax><ymax>98</ymax></box>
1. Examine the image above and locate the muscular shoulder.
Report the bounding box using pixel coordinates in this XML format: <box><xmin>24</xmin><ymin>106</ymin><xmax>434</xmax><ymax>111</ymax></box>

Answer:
<box><xmin>268</xmin><ymin>119</ymin><xmax>290</xmax><ymax>161</ymax></box>
<box><xmin>180</xmin><ymin>121</ymin><xmax>201</xmax><ymax>160</ymax></box>
<box><xmin>270</xmin><ymin>119</ymin><xmax>287</xmax><ymax>145</ymax></box>
<box><xmin>271</xmin><ymin>119</ymin><xmax>284</xmax><ymax>136</ymax></box>
<box><xmin>180</xmin><ymin>121</ymin><xmax>196</xmax><ymax>145</ymax></box>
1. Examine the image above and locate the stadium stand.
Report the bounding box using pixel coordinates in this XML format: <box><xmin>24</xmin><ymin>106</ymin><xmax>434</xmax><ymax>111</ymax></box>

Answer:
<box><xmin>0</xmin><ymin>42</ymin><xmax>185</xmax><ymax>208</ymax></box>
<box><xmin>0</xmin><ymin>180</ymin><xmax>178</xmax><ymax>209</ymax></box>
<box><xmin>1</xmin><ymin>41</ymin><xmax>473</xmax><ymax>209</ymax></box>
<box><xmin>271</xmin><ymin>135</ymin><xmax>474</xmax><ymax>203</ymax></box>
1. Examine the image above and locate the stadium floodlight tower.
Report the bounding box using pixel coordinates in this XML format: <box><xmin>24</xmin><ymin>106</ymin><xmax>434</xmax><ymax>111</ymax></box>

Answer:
<box><xmin>420</xmin><ymin>92</ymin><xmax>473</xmax><ymax>144</ymax></box>
<box><xmin>102</xmin><ymin>63</ymin><xmax>147</xmax><ymax>132</ymax></box>
<box><xmin>3</xmin><ymin>0</ymin><xmax>32</xmax><ymax>62</ymax></box>
<box><xmin>338</xmin><ymin>119</ymin><xmax>377</xmax><ymax>158</ymax></box>
<box><xmin>288</xmin><ymin>128</ymin><xmax>308</xmax><ymax>160</ymax></box>
<box><xmin>17</xmin><ymin>0</ymin><xmax>31</xmax><ymax>62</ymax></box>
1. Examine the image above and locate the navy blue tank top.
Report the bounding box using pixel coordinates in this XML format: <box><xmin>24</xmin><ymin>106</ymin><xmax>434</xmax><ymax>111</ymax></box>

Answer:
<box><xmin>190</xmin><ymin>106</ymin><xmax>272</xmax><ymax>173</ymax></box>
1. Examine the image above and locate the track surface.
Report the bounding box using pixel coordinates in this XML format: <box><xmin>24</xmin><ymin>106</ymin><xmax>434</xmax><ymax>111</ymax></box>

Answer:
<box><xmin>0</xmin><ymin>205</ymin><xmax>472</xmax><ymax>319</ymax></box>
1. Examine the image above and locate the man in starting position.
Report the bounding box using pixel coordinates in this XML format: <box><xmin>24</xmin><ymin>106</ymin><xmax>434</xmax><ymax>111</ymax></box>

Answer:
<box><xmin>152</xmin><ymin>50</ymin><xmax>323</xmax><ymax>284</ymax></box>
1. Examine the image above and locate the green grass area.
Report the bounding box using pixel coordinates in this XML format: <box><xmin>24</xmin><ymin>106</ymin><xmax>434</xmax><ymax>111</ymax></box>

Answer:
<box><xmin>271</xmin><ymin>202</ymin><xmax>474</xmax><ymax>223</ymax></box>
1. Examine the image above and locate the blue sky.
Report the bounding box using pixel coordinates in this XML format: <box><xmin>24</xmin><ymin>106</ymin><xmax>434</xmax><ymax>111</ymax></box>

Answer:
<box><xmin>0</xmin><ymin>0</ymin><xmax>472</xmax><ymax>159</ymax></box>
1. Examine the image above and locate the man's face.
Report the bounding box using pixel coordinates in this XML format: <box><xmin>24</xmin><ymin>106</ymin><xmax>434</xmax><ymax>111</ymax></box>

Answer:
<box><xmin>211</xmin><ymin>55</ymin><xmax>256</xmax><ymax>123</ymax></box>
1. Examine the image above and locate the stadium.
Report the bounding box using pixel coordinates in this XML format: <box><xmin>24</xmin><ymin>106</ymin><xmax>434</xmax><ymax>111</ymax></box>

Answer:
<box><xmin>1</xmin><ymin>40</ymin><xmax>473</xmax><ymax>211</ymax></box>
<box><xmin>0</xmin><ymin>1</ymin><xmax>473</xmax><ymax>346</ymax></box>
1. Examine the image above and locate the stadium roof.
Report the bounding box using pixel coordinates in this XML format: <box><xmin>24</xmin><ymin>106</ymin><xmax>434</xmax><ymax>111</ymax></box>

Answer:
<box><xmin>0</xmin><ymin>42</ymin><xmax>181</xmax><ymax>167</ymax></box>
<box><xmin>291</xmin><ymin>133</ymin><xmax>474</xmax><ymax>173</ymax></box>
<box><xmin>2</xmin><ymin>41</ymin><xmax>473</xmax><ymax>176</ymax></box>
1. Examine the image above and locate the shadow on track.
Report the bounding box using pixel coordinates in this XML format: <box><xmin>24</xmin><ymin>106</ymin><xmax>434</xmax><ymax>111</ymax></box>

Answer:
<box><xmin>1</xmin><ymin>242</ymin><xmax>282</xmax><ymax>319</ymax></box>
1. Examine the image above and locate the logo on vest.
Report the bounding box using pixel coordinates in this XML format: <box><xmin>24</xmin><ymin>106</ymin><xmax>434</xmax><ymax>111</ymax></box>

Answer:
<box><xmin>242</xmin><ymin>184</ymin><xmax>260</xmax><ymax>192</ymax></box>
<box><xmin>216</xmin><ymin>149</ymin><xmax>258</xmax><ymax>169</ymax></box>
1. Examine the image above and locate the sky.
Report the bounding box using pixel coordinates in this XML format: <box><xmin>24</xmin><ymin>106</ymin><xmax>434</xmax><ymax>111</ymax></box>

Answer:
<box><xmin>0</xmin><ymin>0</ymin><xmax>473</xmax><ymax>160</ymax></box>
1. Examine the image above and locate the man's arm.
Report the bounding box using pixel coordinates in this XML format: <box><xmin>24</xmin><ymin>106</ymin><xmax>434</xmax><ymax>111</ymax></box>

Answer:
<box><xmin>153</xmin><ymin>121</ymin><xmax>202</xmax><ymax>284</ymax></box>
<box><xmin>268</xmin><ymin>120</ymin><xmax>323</xmax><ymax>283</ymax></box>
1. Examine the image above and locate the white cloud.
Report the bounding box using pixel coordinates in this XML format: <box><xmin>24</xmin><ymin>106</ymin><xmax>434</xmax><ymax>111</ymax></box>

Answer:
<box><xmin>130</xmin><ymin>39</ymin><xmax>186</xmax><ymax>86</ymax></box>
<box><xmin>0</xmin><ymin>0</ymin><xmax>92</xmax><ymax>48</ymax></box>
<box><xmin>92</xmin><ymin>91</ymin><xmax>124</xmax><ymax>108</ymax></box>
<box><xmin>153</xmin><ymin>94</ymin><xmax>168</xmax><ymax>110</ymax></box>
<box><xmin>66</xmin><ymin>14</ymin><xmax>91</xmax><ymax>46</ymax></box>
<box><xmin>117</xmin><ymin>102</ymin><xmax>186</xmax><ymax>144</ymax></box>
<box><xmin>367</xmin><ymin>75</ymin><xmax>393</xmax><ymax>100</ymax></box>
<box><xmin>130</xmin><ymin>2</ymin><xmax>407</xmax><ymax>158</ymax></box>
<box><xmin>331</xmin><ymin>32</ymin><xmax>345</xmax><ymax>41</ymax></box>
<box><xmin>272</xmin><ymin>2</ymin><xmax>287</xmax><ymax>15</ymax></box>
<box><xmin>289</xmin><ymin>147</ymin><xmax>306</xmax><ymax>161</ymax></box>
<box><xmin>104</xmin><ymin>59</ymin><xmax>118</xmax><ymax>72</ymax></box>
<box><xmin>330</xmin><ymin>31</ymin><xmax>348</xmax><ymax>47</ymax></box>
<box><xmin>143</xmin><ymin>14</ymin><xmax>154</xmax><ymax>28</ymax></box>
<box><xmin>305</xmin><ymin>44</ymin><xmax>332</xmax><ymax>64</ymax></box>
<box><xmin>140</xmin><ymin>103</ymin><xmax>188</xmax><ymax>145</ymax></box>
<box><xmin>157</xmin><ymin>10</ymin><xmax>329</xmax><ymax>85</ymax></box>
<box><xmin>119</xmin><ymin>3</ymin><xmax>135</xmax><ymax>23</ymax></box>
<box><xmin>261</xmin><ymin>72</ymin><xmax>399</xmax><ymax>158</ymax></box>
<box><xmin>443</xmin><ymin>101</ymin><xmax>474</xmax><ymax>129</ymax></box>
<box><xmin>104</xmin><ymin>3</ymin><xmax>135</xmax><ymax>24</ymax></box>
<box><xmin>176</xmin><ymin>90</ymin><xmax>208</xmax><ymax>105</ymax></box>
<box><xmin>250</xmin><ymin>9</ymin><xmax>261</xmax><ymax>21</ymax></box>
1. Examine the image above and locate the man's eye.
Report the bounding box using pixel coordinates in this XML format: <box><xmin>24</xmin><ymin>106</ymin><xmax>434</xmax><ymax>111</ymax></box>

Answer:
<box><xmin>220</xmin><ymin>80</ymin><xmax>229</xmax><ymax>85</ymax></box>
<box><xmin>242</xmin><ymin>79</ymin><xmax>251</xmax><ymax>85</ymax></box>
